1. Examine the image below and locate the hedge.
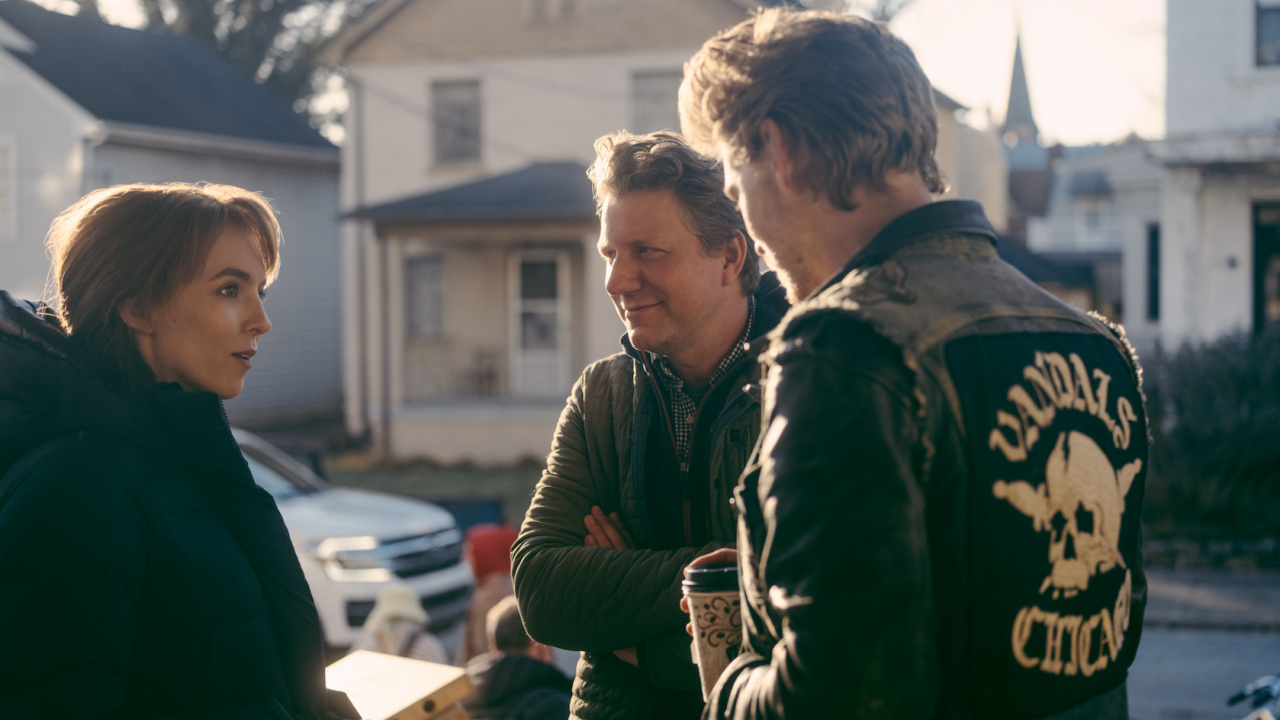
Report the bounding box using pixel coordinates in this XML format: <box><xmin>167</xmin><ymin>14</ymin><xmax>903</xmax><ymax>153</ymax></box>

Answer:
<box><xmin>1141</xmin><ymin>329</ymin><xmax>1280</xmax><ymax>538</ymax></box>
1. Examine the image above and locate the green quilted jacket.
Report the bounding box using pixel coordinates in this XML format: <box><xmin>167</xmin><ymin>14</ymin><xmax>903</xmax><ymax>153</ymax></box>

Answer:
<box><xmin>512</xmin><ymin>277</ymin><xmax>787</xmax><ymax>720</ymax></box>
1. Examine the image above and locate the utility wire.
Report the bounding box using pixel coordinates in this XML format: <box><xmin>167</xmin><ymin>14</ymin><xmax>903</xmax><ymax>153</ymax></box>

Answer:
<box><xmin>351</xmin><ymin>73</ymin><xmax>542</xmax><ymax>162</ymax></box>
<box><xmin>360</xmin><ymin>37</ymin><xmax>635</xmax><ymax>102</ymax></box>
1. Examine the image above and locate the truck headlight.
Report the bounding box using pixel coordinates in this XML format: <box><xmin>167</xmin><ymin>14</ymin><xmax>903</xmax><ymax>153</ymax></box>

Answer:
<box><xmin>315</xmin><ymin>535</ymin><xmax>394</xmax><ymax>582</ymax></box>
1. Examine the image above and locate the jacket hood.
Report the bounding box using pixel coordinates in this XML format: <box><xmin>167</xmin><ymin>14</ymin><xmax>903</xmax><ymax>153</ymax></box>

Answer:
<box><xmin>0</xmin><ymin>291</ymin><xmax>133</xmax><ymax>473</ymax></box>
<box><xmin>619</xmin><ymin>269</ymin><xmax>791</xmax><ymax>364</ymax></box>
<box><xmin>0</xmin><ymin>291</ymin><xmax>226</xmax><ymax>478</ymax></box>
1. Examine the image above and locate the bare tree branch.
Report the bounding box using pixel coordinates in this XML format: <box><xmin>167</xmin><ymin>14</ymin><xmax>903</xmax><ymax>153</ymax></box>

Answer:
<box><xmin>75</xmin><ymin>0</ymin><xmax>102</xmax><ymax>21</ymax></box>
<box><xmin>135</xmin><ymin>0</ymin><xmax>380</xmax><ymax>108</ymax></box>
<box><xmin>847</xmin><ymin>0</ymin><xmax>915</xmax><ymax>22</ymax></box>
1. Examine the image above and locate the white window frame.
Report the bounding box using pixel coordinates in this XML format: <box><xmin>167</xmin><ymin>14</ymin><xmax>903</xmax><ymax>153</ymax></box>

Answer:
<box><xmin>507</xmin><ymin>250</ymin><xmax>571</xmax><ymax>398</ymax></box>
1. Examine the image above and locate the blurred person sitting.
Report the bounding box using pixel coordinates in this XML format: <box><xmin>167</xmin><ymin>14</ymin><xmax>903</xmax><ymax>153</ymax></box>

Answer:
<box><xmin>457</xmin><ymin>523</ymin><xmax>519</xmax><ymax>663</ymax></box>
<box><xmin>349</xmin><ymin>582</ymin><xmax>450</xmax><ymax>664</ymax></box>
<box><xmin>463</xmin><ymin>595</ymin><xmax>571</xmax><ymax>720</ymax></box>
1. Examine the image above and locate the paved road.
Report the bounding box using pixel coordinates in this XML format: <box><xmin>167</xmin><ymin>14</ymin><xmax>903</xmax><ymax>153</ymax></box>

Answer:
<box><xmin>1146</xmin><ymin>570</ymin><xmax>1280</xmax><ymax>630</ymax></box>
<box><xmin>1128</xmin><ymin>628</ymin><xmax>1280</xmax><ymax>720</ymax></box>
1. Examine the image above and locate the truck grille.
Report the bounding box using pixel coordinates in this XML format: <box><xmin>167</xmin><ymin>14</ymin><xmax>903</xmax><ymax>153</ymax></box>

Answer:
<box><xmin>385</xmin><ymin>531</ymin><xmax>465</xmax><ymax>578</ymax></box>
<box><xmin>346</xmin><ymin>586</ymin><xmax>473</xmax><ymax>630</ymax></box>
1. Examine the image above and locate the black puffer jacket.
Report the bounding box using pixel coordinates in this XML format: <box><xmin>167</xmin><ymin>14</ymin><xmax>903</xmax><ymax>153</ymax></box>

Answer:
<box><xmin>462</xmin><ymin>652</ymin><xmax>572</xmax><ymax>720</ymax></box>
<box><xmin>0</xmin><ymin>291</ymin><xmax>337</xmax><ymax>719</ymax></box>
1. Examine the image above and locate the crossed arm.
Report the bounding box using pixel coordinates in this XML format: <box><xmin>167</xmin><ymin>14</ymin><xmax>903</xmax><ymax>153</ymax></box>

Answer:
<box><xmin>580</xmin><ymin>506</ymin><xmax>641</xmax><ymax>666</ymax></box>
<box><xmin>511</xmin><ymin>372</ymin><xmax>723</xmax><ymax>688</ymax></box>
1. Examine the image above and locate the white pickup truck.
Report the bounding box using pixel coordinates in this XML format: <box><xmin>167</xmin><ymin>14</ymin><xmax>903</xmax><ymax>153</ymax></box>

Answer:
<box><xmin>233</xmin><ymin>428</ymin><xmax>474</xmax><ymax>647</ymax></box>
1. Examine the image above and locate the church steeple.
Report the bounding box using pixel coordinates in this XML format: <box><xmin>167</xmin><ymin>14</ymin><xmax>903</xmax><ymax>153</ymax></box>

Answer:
<box><xmin>1002</xmin><ymin>33</ymin><xmax>1039</xmax><ymax>146</ymax></box>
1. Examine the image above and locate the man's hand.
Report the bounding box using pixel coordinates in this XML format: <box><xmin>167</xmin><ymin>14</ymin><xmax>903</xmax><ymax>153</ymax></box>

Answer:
<box><xmin>581</xmin><ymin>509</ymin><xmax>640</xmax><ymax>667</ymax></box>
<box><xmin>583</xmin><ymin>506</ymin><xmax>635</xmax><ymax>550</ymax></box>
<box><xmin>680</xmin><ymin>548</ymin><xmax>740</xmax><ymax>634</ymax></box>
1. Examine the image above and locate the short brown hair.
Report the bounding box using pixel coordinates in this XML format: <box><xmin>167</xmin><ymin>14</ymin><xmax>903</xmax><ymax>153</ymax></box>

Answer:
<box><xmin>487</xmin><ymin>595</ymin><xmax>531</xmax><ymax>652</ymax></box>
<box><xmin>679</xmin><ymin>9</ymin><xmax>945</xmax><ymax>211</ymax></box>
<box><xmin>588</xmin><ymin>130</ymin><xmax>760</xmax><ymax>295</ymax></box>
<box><xmin>46</xmin><ymin>183</ymin><xmax>281</xmax><ymax>393</ymax></box>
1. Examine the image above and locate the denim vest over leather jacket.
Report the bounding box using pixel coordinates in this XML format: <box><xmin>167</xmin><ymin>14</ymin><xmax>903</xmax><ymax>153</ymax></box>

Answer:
<box><xmin>709</xmin><ymin>201</ymin><xmax>1148</xmax><ymax>720</ymax></box>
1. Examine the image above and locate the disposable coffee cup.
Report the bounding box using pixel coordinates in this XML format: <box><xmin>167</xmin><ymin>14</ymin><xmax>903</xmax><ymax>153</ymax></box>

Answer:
<box><xmin>682</xmin><ymin>564</ymin><xmax>742</xmax><ymax>700</ymax></box>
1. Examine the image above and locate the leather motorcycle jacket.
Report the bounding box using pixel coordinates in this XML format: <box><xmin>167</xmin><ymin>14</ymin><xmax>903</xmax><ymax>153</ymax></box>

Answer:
<box><xmin>709</xmin><ymin>201</ymin><xmax>1148</xmax><ymax>720</ymax></box>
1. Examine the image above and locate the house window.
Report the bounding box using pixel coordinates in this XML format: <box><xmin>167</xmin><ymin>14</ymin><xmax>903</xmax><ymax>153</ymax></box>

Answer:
<box><xmin>519</xmin><ymin>260</ymin><xmax>558</xmax><ymax>350</ymax></box>
<box><xmin>406</xmin><ymin>256</ymin><xmax>445</xmax><ymax>339</ymax></box>
<box><xmin>433</xmin><ymin>80</ymin><xmax>481</xmax><ymax>164</ymax></box>
<box><xmin>631</xmin><ymin>71</ymin><xmax>683</xmax><ymax>134</ymax></box>
<box><xmin>1258</xmin><ymin>1</ymin><xmax>1280</xmax><ymax>66</ymax></box>
<box><xmin>1146</xmin><ymin>223</ymin><xmax>1160</xmax><ymax>321</ymax></box>
<box><xmin>0</xmin><ymin>137</ymin><xmax>14</xmax><ymax>238</ymax></box>
<box><xmin>509</xmin><ymin>251</ymin><xmax>571</xmax><ymax>397</ymax></box>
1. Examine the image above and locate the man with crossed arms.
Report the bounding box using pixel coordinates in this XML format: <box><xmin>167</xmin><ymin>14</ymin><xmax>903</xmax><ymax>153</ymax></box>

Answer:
<box><xmin>512</xmin><ymin>131</ymin><xmax>787</xmax><ymax>720</ymax></box>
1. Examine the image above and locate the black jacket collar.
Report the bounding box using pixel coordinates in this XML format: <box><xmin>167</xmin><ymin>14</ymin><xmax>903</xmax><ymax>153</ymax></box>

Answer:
<box><xmin>816</xmin><ymin>200</ymin><xmax>999</xmax><ymax>297</ymax></box>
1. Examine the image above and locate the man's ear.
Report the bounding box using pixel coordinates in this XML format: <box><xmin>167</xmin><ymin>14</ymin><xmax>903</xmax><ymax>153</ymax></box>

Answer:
<box><xmin>758</xmin><ymin>118</ymin><xmax>797</xmax><ymax>193</ymax></box>
<box><xmin>720</xmin><ymin>231</ymin><xmax>748</xmax><ymax>288</ymax></box>
<box><xmin>118</xmin><ymin>301</ymin><xmax>154</xmax><ymax>334</ymax></box>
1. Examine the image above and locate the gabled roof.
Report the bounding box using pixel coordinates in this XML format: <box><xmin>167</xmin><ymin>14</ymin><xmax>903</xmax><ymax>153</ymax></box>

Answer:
<box><xmin>348</xmin><ymin>162</ymin><xmax>595</xmax><ymax>223</ymax></box>
<box><xmin>0</xmin><ymin>0</ymin><xmax>331</xmax><ymax>149</ymax></box>
<box><xmin>934</xmin><ymin>88</ymin><xmax>965</xmax><ymax>113</ymax></box>
<box><xmin>324</xmin><ymin>0</ymin><xmax>784</xmax><ymax>66</ymax></box>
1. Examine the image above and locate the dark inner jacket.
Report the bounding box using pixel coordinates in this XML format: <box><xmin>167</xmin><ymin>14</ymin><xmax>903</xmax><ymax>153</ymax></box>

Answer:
<box><xmin>511</xmin><ymin>272</ymin><xmax>788</xmax><ymax>720</ymax></box>
<box><xmin>0</xmin><ymin>291</ymin><xmax>332</xmax><ymax>719</ymax></box>
<box><xmin>632</xmin><ymin>275</ymin><xmax>785</xmax><ymax>552</ymax></box>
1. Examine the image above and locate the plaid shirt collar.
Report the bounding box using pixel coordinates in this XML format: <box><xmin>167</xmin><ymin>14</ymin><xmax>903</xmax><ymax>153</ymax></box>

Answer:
<box><xmin>649</xmin><ymin>297</ymin><xmax>756</xmax><ymax>461</ymax></box>
<box><xmin>651</xmin><ymin>296</ymin><xmax>756</xmax><ymax>393</ymax></box>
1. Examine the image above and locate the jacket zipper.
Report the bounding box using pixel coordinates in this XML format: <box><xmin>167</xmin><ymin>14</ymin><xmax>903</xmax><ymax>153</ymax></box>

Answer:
<box><xmin>641</xmin><ymin>352</ymin><xmax>750</xmax><ymax>545</ymax></box>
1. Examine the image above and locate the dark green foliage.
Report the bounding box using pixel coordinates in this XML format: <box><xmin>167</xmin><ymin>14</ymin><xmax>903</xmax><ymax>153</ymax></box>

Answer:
<box><xmin>1143</xmin><ymin>330</ymin><xmax>1280</xmax><ymax>538</ymax></box>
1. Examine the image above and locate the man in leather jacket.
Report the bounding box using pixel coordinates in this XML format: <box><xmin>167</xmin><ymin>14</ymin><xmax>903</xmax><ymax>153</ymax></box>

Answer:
<box><xmin>511</xmin><ymin>132</ymin><xmax>788</xmax><ymax>720</ymax></box>
<box><xmin>678</xmin><ymin>9</ymin><xmax>1148</xmax><ymax>719</ymax></box>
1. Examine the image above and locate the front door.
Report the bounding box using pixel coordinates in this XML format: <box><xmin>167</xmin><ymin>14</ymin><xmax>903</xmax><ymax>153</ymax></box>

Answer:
<box><xmin>1253</xmin><ymin>204</ymin><xmax>1280</xmax><ymax>334</ymax></box>
<box><xmin>509</xmin><ymin>251</ymin><xmax>571</xmax><ymax>397</ymax></box>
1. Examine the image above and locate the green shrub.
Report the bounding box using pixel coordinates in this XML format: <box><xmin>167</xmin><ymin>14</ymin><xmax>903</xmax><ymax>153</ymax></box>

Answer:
<box><xmin>1142</xmin><ymin>330</ymin><xmax>1280</xmax><ymax>538</ymax></box>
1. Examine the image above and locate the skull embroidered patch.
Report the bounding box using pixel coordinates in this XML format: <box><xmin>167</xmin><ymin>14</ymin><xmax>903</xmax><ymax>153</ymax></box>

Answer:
<box><xmin>946</xmin><ymin>331</ymin><xmax>1147</xmax><ymax>717</ymax></box>
<box><xmin>994</xmin><ymin>431</ymin><xmax>1141</xmax><ymax>599</ymax></box>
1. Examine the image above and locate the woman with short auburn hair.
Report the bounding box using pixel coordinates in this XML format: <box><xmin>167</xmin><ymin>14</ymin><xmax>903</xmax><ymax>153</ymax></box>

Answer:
<box><xmin>0</xmin><ymin>183</ymin><xmax>353</xmax><ymax>719</ymax></box>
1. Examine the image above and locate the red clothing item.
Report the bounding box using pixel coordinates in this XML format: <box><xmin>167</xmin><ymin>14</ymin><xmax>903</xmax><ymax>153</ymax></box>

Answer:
<box><xmin>457</xmin><ymin>524</ymin><xmax>519</xmax><ymax>664</ymax></box>
<box><xmin>466</xmin><ymin>524</ymin><xmax>518</xmax><ymax>583</ymax></box>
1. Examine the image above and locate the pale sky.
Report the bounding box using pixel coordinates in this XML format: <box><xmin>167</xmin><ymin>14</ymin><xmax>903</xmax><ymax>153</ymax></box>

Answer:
<box><xmin>889</xmin><ymin>0</ymin><xmax>1166</xmax><ymax>145</ymax></box>
<box><xmin>92</xmin><ymin>0</ymin><xmax>1166</xmax><ymax>147</ymax></box>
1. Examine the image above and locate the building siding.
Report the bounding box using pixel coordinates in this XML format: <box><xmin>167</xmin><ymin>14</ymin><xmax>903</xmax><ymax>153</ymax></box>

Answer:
<box><xmin>0</xmin><ymin>49</ymin><xmax>89</xmax><ymax>302</ymax></box>
<box><xmin>344</xmin><ymin>0</ymin><xmax>748</xmax><ymax>64</ymax></box>
<box><xmin>1167</xmin><ymin>0</ymin><xmax>1280</xmax><ymax>135</ymax></box>
<box><xmin>346</xmin><ymin>48</ymin><xmax>696</xmax><ymax>206</ymax></box>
